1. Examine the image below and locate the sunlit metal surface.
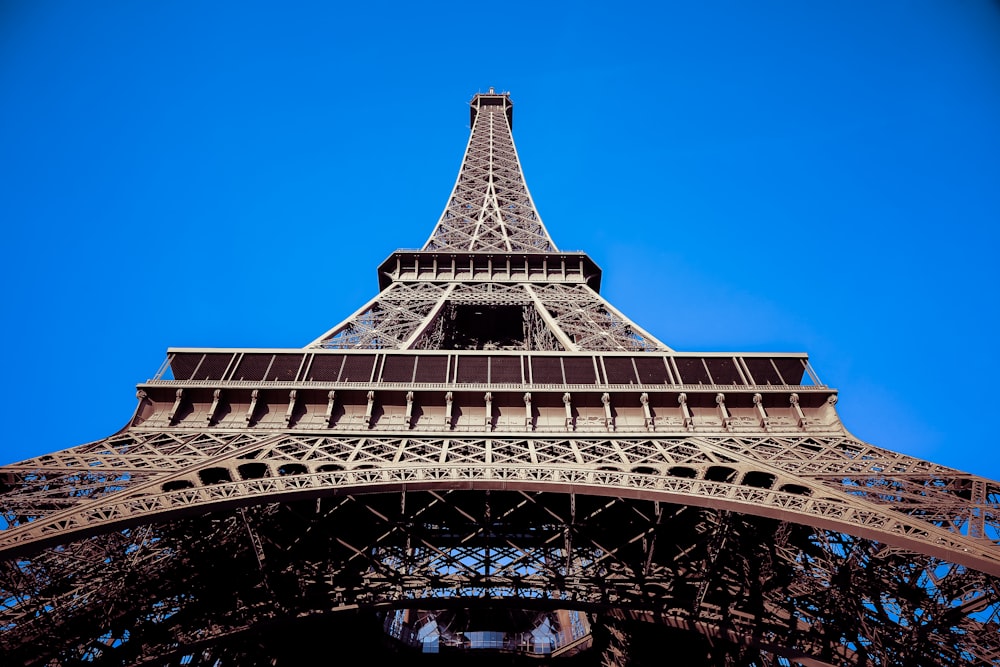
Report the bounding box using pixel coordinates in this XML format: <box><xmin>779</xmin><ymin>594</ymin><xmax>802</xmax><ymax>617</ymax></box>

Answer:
<box><xmin>1</xmin><ymin>91</ymin><xmax>998</xmax><ymax>666</ymax></box>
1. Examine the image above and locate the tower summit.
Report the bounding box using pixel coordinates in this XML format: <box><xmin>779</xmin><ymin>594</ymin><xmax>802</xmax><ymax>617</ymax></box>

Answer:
<box><xmin>424</xmin><ymin>89</ymin><xmax>555</xmax><ymax>253</ymax></box>
<box><xmin>1</xmin><ymin>93</ymin><xmax>998</xmax><ymax>666</ymax></box>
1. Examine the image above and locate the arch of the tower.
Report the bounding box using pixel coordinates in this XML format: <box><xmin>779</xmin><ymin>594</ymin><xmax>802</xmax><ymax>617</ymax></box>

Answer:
<box><xmin>3</xmin><ymin>429</ymin><xmax>999</xmax><ymax>575</ymax></box>
<box><xmin>2</xmin><ymin>481</ymin><xmax>998</xmax><ymax>666</ymax></box>
<box><xmin>4</xmin><ymin>396</ymin><xmax>999</xmax><ymax>664</ymax></box>
<box><xmin>5</xmin><ymin>90</ymin><xmax>1000</xmax><ymax>667</ymax></box>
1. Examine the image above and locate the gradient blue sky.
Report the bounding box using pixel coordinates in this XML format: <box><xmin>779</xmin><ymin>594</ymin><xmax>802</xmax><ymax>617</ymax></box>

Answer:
<box><xmin>2</xmin><ymin>2</ymin><xmax>999</xmax><ymax>481</ymax></box>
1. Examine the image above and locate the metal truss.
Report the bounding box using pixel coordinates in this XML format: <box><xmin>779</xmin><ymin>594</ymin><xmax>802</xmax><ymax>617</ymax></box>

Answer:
<box><xmin>2</xmin><ymin>430</ymin><xmax>998</xmax><ymax>571</ymax></box>
<box><xmin>308</xmin><ymin>282</ymin><xmax>450</xmax><ymax>349</ymax></box>
<box><xmin>528</xmin><ymin>284</ymin><xmax>666</xmax><ymax>351</ymax></box>
<box><xmin>309</xmin><ymin>282</ymin><xmax>667</xmax><ymax>352</ymax></box>
<box><xmin>2</xmin><ymin>486</ymin><xmax>998</xmax><ymax>665</ymax></box>
<box><xmin>423</xmin><ymin>89</ymin><xmax>556</xmax><ymax>253</ymax></box>
<box><xmin>3</xmin><ymin>91</ymin><xmax>1000</xmax><ymax>665</ymax></box>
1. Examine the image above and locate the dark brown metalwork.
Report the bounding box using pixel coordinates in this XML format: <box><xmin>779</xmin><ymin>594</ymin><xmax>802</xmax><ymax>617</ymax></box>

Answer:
<box><xmin>1</xmin><ymin>91</ymin><xmax>998</xmax><ymax>666</ymax></box>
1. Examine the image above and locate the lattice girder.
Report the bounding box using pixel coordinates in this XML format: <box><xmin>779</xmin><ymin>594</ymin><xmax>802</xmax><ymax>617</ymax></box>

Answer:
<box><xmin>5</xmin><ymin>90</ymin><xmax>1000</xmax><ymax>665</ymax></box>
<box><xmin>308</xmin><ymin>282</ymin><xmax>450</xmax><ymax>349</ymax></box>
<box><xmin>2</xmin><ymin>491</ymin><xmax>998</xmax><ymax>665</ymax></box>
<box><xmin>529</xmin><ymin>283</ymin><xmax>668</xmax><ymax>352</ymax></box>
<box><xmin>306</xmin><ymin>281</ymin><xmax>669</xmax><ymax>352</ymax></box>
<box><xmin>423</xmin><ymin>92</ymin><xmax>556</xmax><ymax>253</ymax></box>
<box><xmin>2</xmin><ymin>431</ymin><xmax>999</xmax><ymax>580</ymax></box>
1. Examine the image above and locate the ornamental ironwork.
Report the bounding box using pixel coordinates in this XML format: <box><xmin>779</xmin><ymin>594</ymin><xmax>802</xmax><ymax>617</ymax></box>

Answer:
<box><xmin>1</xmin><ymin>90</ymin><xmax>997</xmax><ymax>666</ymax></box>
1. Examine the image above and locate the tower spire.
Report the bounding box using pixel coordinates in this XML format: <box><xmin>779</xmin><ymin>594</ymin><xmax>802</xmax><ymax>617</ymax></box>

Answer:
<box><xmin>423</xmin><ymin>91</ymin><xmax>557</xmax><ymax>253</ymax></box>
<box><xmin>308</xmin><ymin>91</ymin><xmax>667</xmax><ymax>352</ymax></box>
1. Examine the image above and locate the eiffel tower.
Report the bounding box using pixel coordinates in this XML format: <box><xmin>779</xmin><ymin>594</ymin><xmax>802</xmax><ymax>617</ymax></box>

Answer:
<box><xmin>2</xmin><ymin>90</ymin><xmax>998</xmax><ymax>666</ymax></box>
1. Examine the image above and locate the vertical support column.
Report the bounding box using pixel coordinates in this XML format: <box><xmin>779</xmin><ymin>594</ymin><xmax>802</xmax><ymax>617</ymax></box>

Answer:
<box><xmin>284</xmin><ymin>390</ymin><xmax>297</xmax><ymax>426</ymax></box>
<box><xmin>715</xmin><ymin>393</ymin><xmax>733</xmax><ymax>431</ymax></box>
<box><xmin>716</xmin><ymin>393</ymin><xmax>731</xmax><ymax>431</ymax></box>
<box><xmin>405</xmin><ymin>391</ymin><xmax>415</xmax><ymax>429</ymax></box>
<box><xmin>602</xmin><ymin>392</ymin><xmax>614</xmax><ymax>432</ymax></box>
<box><xmin>445</xmin><ymin>391</ymin><xmax>454</xmax><ymax>430</ymax></box>
<box><xmin>247</xmin><ymin>389</ymin><xmax>260</xmax><ymax>425</ymax></box>
<box><xmin>324</xmin><ymin>390</ymin><xmax>336</xmax><ymax>426</ymax></box>
<box><xmin>523</xmin><ymin>392</ymin><xmax>533</xmax><ymax>431</ymax></box>
<box><xmin>640</xmin><ymin>392</ymin><xmax>653</xmax><ymax>431</ymax></box>
<box><xmin>364</xmin><ymin>390</ymin><xmax>376</xmax><ymax>428</ymax></box>
<box><xmin>790</xmin><ymin>393</ymin><xmax>807</xmax><ymax>428</ymax></box>
<box><xmin>169</xmin><ymin>389</ymin><xmax>184</xmax><ymax>424</ymax></box>
<box><xmin>484</xmin><ymin>392</ymin><xmax>493</xmax><ymax>431</ymax></box>
<box><xmin>563</xmin><ymin>392</ymin><xmax>573</xmax><ymax>431</ymax></box>
<box><xmin>562</xmin><ymin>494</ymin><xmax>576</xmax><ymax>574</ymax></box>
<box><xmin>207</xmin><ymin>389</ymin><xmax>222</xmax><ymax>425</ymax></box>
<box><xmin>753</xmin><ymin>393</ymin><xmax>770</xmax><ymax>430</ymax></box>
<box><xmin>678</xmin><ymin>393</ymin><xmax>693</xmax><ymax>431</ymax></box>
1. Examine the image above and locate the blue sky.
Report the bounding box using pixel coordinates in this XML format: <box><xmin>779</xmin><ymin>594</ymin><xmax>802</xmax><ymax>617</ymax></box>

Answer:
<box><xmin>2</xmin><ymin>2</ymin><xmax>999</xmax><ymax>481</ymax></box>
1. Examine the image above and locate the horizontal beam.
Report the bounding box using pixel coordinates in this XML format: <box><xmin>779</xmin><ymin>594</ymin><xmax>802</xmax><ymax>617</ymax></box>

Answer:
<box><xmin>2</xmin><ymin>464</ymin><xmax>998</xmax><ymax>577</ymax></box>
<box><xmin>157</xmin><ymin>350</ymin><xmax>818</xmax><ymax>388</ymax></box>
<box><xmin>376</xmin><ymin>251</ymin><xmax>602</xmax><ymax>291</ymax></box>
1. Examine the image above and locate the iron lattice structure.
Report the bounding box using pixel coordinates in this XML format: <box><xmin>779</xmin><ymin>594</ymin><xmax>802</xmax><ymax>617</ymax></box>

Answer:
<box><xmin>2</xmin><ymin>91</ymin><xmax>999</xmax><ymax>666</ymax></box>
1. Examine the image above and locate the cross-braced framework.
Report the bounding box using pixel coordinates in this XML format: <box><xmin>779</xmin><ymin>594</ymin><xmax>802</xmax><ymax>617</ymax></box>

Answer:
<box><xmin>2</xmin><ymin>91</ymin><xmax>999</xmax><ymax>666</ymax></box>
<box><xmin>309</xmin><ymin>282</ymin><xmax>668</xmax><ymax>352</ymax></box>
<box><xmin>423</xmin><ymin>90</ymin><xmax>555</xmax><ymax>253</ymax></box>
